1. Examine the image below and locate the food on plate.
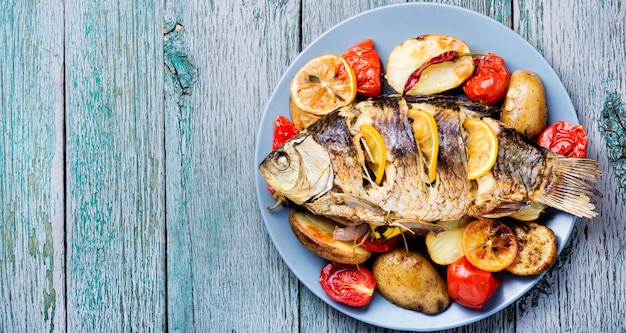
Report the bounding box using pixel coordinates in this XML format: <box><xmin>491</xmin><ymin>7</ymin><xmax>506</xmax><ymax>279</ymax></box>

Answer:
<box><xmin>386</xmin><ymin>35</ymin><xmax>475</xmax><ymax>95</ymax></box>
<box><xmin>342</xmin><ymin>39</ymin><xmax>382</xmax><ymax>98</ymax></box>
<box><xmin>425</xmin><ymin>218</ymin><xmax>468</xmax><ymax>265</ymax></box>
<box><xmin>408</xmin><ymin>108</ymin><xmax>439</xmax><ymax>182</ymax></box>
<box><xmin>259</xmin><ymin>95</ymin><xmax>602</xmax><ymax>232</ymax></box>
<box><xmin>290</xmin><ymin>54</ymin><xmax>357</xmax><ymax>129</ymax></box>
<box><xmin>359</xmin><ymin>123</ymin><xmax>387</xmax><ymax>185</ymax></box>
<box><xmin>463</xmin><ymin>53</ymin><xmax>510</xmax><ymax>105</ymax></box>
<box><xmin>288</xmin><ymin>210</ymin><xmax>372</xmax><ymax>265</ymax></box>
<box><xmin>461</xmin><ymin>218</ymin><xmax>518</xmax><ymax>272</ymax></box>
<box><xmin>501</xmin><ymin>70</ymin><xmax>548</xmax><ymax>140</ymax></box>
<box><xmin>510</xmin><ymin>201</ymin><xmax>547</xmax><ymax>221</ymax></box>
<box><xmin>357</xmin><ymin>233</ymin><xmax>402</xmax><ymax>253</ymax></box>
<box><xmin>319</xmin><ymin>262</ymin><xmax>376</xmax><ymax>307</ymax></box>
<box><xmin>463</xmin><ymin>117</ymin><xmax>499</xmax><ymax>180</ymax></box>
<box><xmin>506</xmin><ymin>221</ymin><xmax>558</xmax><ymax>276</ymax></box>
<box><xmin>272</xmin><ymin>115</ymin><xmax>300</xmax><ymax>150</ymax></box>
<box><xmin>447</xmin><ymin>256</ymin><xmax>502</xmax><ymax>310</ymax></box>
<box><xmin>537</xmin><ymin>120</ymin><xmax>588</xmax><ymax>158</ymax></box>
<box><xmin>372</xmin><ymin>248</ymin><xmax>450</xmax><ymax>314</ymax></box>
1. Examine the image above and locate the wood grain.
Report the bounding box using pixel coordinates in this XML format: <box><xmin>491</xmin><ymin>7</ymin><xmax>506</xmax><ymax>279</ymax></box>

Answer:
<box><xmin>0</xmin><ymin>1</ymin><xmax>65</xmax><ymax>332</ymax></box>
<box><xmin>1</xmin><ymin>0</ymin><xmax>624</xmax><ymax>332</ymax></box>
<box><xmin>64</xmin><ymin>1</ymin><xmax>166</xmax><ymax>331</ymax></box>
<box><xmin>163</xmin><ymin>1</ymin><xmax>302</xmax><ymax>332</ymax></box>
<box><xmin>514</xmin><ymin>0</ymin><xmax>626</xmax><ymax>331</ymax></box>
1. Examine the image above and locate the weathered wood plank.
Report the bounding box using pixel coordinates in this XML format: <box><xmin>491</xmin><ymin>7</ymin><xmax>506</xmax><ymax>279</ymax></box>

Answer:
<box><xmin>297</xmin><ymin>1</ymin><xmax>515</xmax><ymax>332</ymax></box>
<box><xmin>163</xmin><ymin>1</ymin><xmax>302</xmax><ymax>331</ymax></box>
<box><xmin>64</xmin><ymin>1</ymin><xmax>167</xmax><ymax>331</ymax></box>
<box><xmin>0</xmin><ymin>1</ymin><xmax>65</xmax><ymax>332</ymax></box>
<box><xmin>514</xmin><ymin>0</ymin><xmax>626</xmax><ymax>331</ymax></box>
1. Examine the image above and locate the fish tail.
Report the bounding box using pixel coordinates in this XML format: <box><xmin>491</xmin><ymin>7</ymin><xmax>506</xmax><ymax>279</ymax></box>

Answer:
<box><xmin>534</xmin><ymin>155</ymin><xmax>602</xmax><ymax>218</ymax></box>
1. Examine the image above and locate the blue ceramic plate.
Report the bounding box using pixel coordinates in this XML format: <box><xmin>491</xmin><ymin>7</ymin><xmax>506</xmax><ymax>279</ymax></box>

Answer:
<box><xmin>255</xmin><ymin>3</ymin><xmax>577</xmax><ymax>331</ymax></box>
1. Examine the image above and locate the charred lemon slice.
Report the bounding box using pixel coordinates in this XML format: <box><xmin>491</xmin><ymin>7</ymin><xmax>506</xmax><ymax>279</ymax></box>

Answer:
<box><xmin>290</xmin><ymin>54</ymin><xmax>357</xmax><ymax>117</ymax></box>
<box><xmin>462</xmin><ymin>218</ymin><xmax>519</xmax><ymax>272</ymax></box>
<box><xmin>408</xmin><ymin>108</ymin><xmax>439</xmax><ymax>182</ymax></box>
<box><xmin>463</xmin><ymin>118</ymin><xmax>498</xmax><ymax>180</ymax></box>
<box><xmin>360</xmin><ymin>124</ymin><xmax>386</xmax><ymax>185</ymax></box>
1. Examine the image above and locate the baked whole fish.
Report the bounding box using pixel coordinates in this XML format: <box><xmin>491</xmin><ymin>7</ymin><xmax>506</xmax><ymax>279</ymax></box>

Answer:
<box><xmin>259</xmin><ymin>95</ymin><xmax>601</xmax><ymax>231</ymax></box>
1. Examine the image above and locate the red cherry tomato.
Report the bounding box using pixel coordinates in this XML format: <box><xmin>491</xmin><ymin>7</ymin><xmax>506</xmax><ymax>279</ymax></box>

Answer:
<box><xmin>537</xmin><ymin>120</ymin><xmax>588</xmax><ymax>158</ymax></box>
<box><xmin>268</xmin><ymin>116</ymin><xmax>300</xmax><ymax>194</ymax></box>
<box><xmin>447</xmin><ymin>256</ymin><xmax>501</xmax><ymax>310</ymax></box>
<box><xmin>319</xmin><ymin>262</ymin><xmax>376</xmax><ymax>307</ymax></box>
<box><xmin>463</xmin><ymin>54</ymin><xmax>510</xmax><ymax>105</ymax></box>
<box><xmin>342</xmin><ymin>39</ymin><xmax>382</xmax><ymax>98</ymax></box>
<box><xmin>357</xmin><ymin>234</ymin><xmax>402</xmax><ymax>253</ymax></box>
<box><xmin>272</xmin><ymin>115</ymin><xmax>299</xmax><ymax>150</ymax></box>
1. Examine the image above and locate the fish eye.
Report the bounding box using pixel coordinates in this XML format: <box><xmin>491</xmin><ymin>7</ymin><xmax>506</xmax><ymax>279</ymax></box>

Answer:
<box><xmin>274</xmin><ymin>152</ymin><xmax>290</xmax><ymax>170</ymax></box>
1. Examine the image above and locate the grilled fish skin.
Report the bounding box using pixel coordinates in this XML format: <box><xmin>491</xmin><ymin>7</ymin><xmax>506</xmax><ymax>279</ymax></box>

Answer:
<box><xmin>259</xmin><ymin>95</ymin><xmax>601</xmax><ymax>230</ymax></box>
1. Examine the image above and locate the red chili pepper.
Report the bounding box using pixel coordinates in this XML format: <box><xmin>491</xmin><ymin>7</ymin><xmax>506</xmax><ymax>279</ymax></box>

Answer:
<box><xmin>403</xmin><ymin>51</ymin><xmax>473</xmax><ymax>95</ymax></box>
<box><xmin>463</xmin><ymin>53</ymin><xmax>510</xmax><ymax>105</ymax></box>
<box><xmin>537</xmin><ymin>121</ymin><xmax>588</xmax><ymax>158</ymax></box>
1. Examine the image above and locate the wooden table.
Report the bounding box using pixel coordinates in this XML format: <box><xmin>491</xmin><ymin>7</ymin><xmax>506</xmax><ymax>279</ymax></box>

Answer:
<box><xmin>2</xmin><ymin>0</ymin><xmax>624</xmax><ymax>332</ymax></box>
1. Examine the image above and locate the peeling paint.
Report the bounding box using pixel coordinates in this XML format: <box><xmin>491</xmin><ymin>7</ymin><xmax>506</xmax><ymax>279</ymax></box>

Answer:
<box><xmin>598</xmin><ymin>91</ymin><xmax>626</xmax><ymax>199</ymax></box>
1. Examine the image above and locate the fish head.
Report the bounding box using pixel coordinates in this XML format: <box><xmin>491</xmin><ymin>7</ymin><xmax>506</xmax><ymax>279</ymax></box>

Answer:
<box><xmin>259</xmin><ymin>134</ymin><xmax>333</xmax><ymax>205</ymax></box>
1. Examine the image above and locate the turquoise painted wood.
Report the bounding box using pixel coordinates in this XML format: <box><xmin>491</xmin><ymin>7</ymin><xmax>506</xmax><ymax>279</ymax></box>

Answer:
<box><xmin>0</xmin><ymin>1</ymin><xmax>65</xmax><ymax>332</ymax></box>
<box><xmin>1</xmin><ymin>0</ymin><xmax>625</xmax><ymax>332</ymax></box>
<box><xmin>64</xmin><ymin>0</ymin><xmax>166</xmax><ymax>331</ymax></box>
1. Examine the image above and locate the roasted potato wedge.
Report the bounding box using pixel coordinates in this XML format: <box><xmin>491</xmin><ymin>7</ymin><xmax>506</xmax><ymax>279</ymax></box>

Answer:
<box><xmin>506</xmin><ymin>221</ymin><xmax>557</xmax><ymax>276</ymax></box>
<box><xmin>288</xmin><ymin>210</ymin><xmax>372</xmax><ymax>265</ymax></box>
<box><xmin>372</xmin><ymin>248</ymin><xmax>450</xmax><ymax>315</ymax></box>
<box><xmin>425</xmin><ymin>219</ymin><xmax>467</xmax><ymax>266</ymax></box>
<box><xmin>386</xmin><ymin>34</ymin><xmax>474</xmax><ymax>95</ymax></box>
<box><xmin>501</xmin><ymin>70</ymin><xmax>548</xmax><ymax>140</ymax></box>
<box><xmin>510</xmin><ymin>201</ymin><xmax>547</xmax><ymax>221</ymax></box>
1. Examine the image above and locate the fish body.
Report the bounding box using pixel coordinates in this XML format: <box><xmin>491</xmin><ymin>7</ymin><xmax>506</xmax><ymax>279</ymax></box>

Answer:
<box><xmin>259</xmin><ymin>95</ymin><xmax>601</xmax><ymax>229</ymax></box>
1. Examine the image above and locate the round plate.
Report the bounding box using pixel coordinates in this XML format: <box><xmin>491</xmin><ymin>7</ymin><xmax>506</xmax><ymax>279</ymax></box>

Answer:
<box><xmin>254</xmin><ymin>3</ymin><xmax>577</xmax><ymax>331</ymax></box>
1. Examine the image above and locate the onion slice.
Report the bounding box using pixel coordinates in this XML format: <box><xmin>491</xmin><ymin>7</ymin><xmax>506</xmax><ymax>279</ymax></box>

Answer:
<box><xmin>333</xmin><ymin>224</ymin><xmax>369</xmax><ymax>241</ymax></box>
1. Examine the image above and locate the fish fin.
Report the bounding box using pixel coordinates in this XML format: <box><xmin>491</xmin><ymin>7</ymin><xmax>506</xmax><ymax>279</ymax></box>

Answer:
<box><xmin>533</xmin><ymin>156</ymin><xmax>602</xmax><ymax>218</ymax></box>
<box><xmin>481</xmin><ymin>201</ymin><xmax>531</xmax><ymax>218</ymax></box>
<box><xmin>391</xmin><ymin>219</ymin><xmax>447</xmax><ymax>233</ymax></box>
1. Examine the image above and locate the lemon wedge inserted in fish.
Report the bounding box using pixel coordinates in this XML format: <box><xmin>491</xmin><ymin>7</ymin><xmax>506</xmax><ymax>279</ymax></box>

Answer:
<box><xmin>409</xmin><ymin>108</ymin><xmax>439</xmax><ymax>182</ymax></box>
<box><xmin>463</xmin><ymin>118</ymin><xmax>498</xmax><ymax>180</ymax></box>
<box><xmin>360</xmin><ymin>124</ymin><xmax>386</xmax><ymax>185</ymax></box>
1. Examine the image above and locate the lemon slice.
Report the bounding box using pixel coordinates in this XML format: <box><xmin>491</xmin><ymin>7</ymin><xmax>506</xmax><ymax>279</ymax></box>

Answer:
<box><xmin>359</xmin><ymin>124</ymin><xmax>386</xmax><ymax>185</ymax></box>
<box><xmin>290</xmin><ymin>54</ymin><xmax>357</xmax><ymax>117</ymax></box>
<box><xmin>408</xmin><ymin>108</ymin><xmax>439</xmax><ymax>182</ymax></box>
<box><xmin>463</xmin><ymin>118</ymin><xmax>498</xmax><ymax>180</ymax></box>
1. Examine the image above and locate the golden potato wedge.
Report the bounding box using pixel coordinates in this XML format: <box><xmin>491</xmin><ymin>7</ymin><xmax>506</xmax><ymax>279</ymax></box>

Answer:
<box><xmin>288</xmin><ymin>210</ymin><xmax>372</xmax><ymax>265</ymax></box>
<box><xmin>506</xmin><ymin>221</ymin><xmax>557</xmax><ymax>276</ymax></box>
<box><xmin>386</xmin><ymin>34</ymin><xmax>474</xmax><ymax>95</ymax></box>
<box><xmin>501</xmin><ymin>70</ymin><xmax>548</xmax><ymax>140</ymax></box>
<box><xmin>425</xmin><ymin>219</ymin><xmax>467</xmax><ymax>266</ymax></box>
<box><xmin>372</xmin><ymin>248</ymin><xmax>450</xmax><ymax>315</ymax></box>
<box><xmin>510</xmin><ymin>201</ymin><xmax>547</xmax><ymax>221</ymax></box>
<box><xmin>289</xmin><ymin>99</ymin><xmax>322</xmax><ymax>130</ymax></box>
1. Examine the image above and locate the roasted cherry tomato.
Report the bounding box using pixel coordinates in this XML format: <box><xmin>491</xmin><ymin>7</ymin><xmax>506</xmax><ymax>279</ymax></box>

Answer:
<box><xmin>537</xmin><ymin>120</ymin><xmax>588</xmax><ymax>158</ymax></box>
<box><xmin>342</xmin><ymin>39</ymin><xmax>382</xmax><ymax>98</ymax></box>
<box><xmin>463</xmin><ymin>54</ymin><xmax>510</xmax><ymax>105</ymax></box>
<box><xmin>447</xmin><ymin>256</ymin><xmax>502</xmax><ymax>310</ymax></box>
<box><xmin>319</xmin><ymin>262</ymin><xmax>376</xmax><ymax>307</ymax></box>
<box><xmin>268</xmin><ymin>116</ymin><xmax>300</xmax><ymax>194</ymax></box>
<box><xmin>357</xmin><ymin>234</ymin><xmax>402</xmax><ymax>253</ymax></box>
<box><xmin>272</xmin><ymin>115</ymin><xmax>299</xmax><ymax>150</ymax></box>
